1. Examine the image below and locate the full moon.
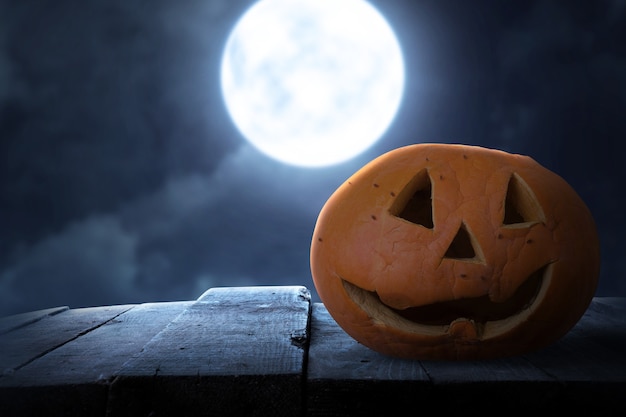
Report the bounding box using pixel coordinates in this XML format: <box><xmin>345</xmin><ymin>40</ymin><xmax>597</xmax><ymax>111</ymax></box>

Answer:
<box><xmin>220</xmin><ymin>0</ymin><xmax>405</xmax><ymax>167</ymax></box>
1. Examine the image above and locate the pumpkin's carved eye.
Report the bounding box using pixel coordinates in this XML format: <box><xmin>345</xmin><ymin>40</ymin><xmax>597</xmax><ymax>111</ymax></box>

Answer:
<box><xmin>389</xmin><ymin>170</ymin><xmax>483</xmax><ymax>262</ymax></box>
<box><xmin>389</xmin><ymin>169</ymin><xmax>433</xmax><ymax>229</ymax></box>
<box><xmin>503</xmin><ymin>173</ymin><xmax>545</xmax><ymax>226</ymax></box>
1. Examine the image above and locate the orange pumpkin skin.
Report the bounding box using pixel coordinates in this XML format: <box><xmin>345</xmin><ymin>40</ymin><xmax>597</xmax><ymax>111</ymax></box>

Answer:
<box><xmin>310</xmin><ymin>144</ymin><xmax>600</xmax><ymax>360</ymax></box>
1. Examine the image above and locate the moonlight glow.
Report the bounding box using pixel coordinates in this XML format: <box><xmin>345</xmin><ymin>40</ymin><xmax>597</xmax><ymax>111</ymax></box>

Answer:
<box><xmin>220</xmin><ymin>0</ymin><xmax>405</xmax><ymax>167</ymax></box>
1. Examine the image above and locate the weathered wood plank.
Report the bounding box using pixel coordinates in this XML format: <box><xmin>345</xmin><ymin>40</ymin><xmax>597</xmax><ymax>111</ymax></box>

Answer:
<box><xmin>307</xmin><ymin>303</ymin><xmax>428</xmax><ymax>381</ymax></box>
<box><xmin>521</xmin><ymin>306</ymin><xmax>626</xmax><ymax>414</ymax></box>
<box><xmin>418</xmin><ymin>358</ymin><xmax>562</xmax><ymax>413</ymax></box>
<box><xmin>306</xmin><ymin>303</ymin><xmax>431</xmax><ymax>417</ymax></box>
<box><xmin>421</xmin><ymin>356</ymin><xmax>551</xmax><ymax>382</ymax></box>
<box><xmin>111</xmin><ymin>286</ymin><xmax>310</xmax><ymax>377</ymax></box>
<box><xmin>1</xmin><ymin>290</ymin><xmax>624</xmax><ymax>416</ymax></box>
<box><xmin>577</xmin><ymin>298</ymin><xmax>626</xmax><ymax>356</ymax></box>
<box><xmin>0</xmin><ymin>301</ymin><xmax>191</xmax><ymax>417</ymax></box>
<box><xmin>1</xmin><ymin>301</ymin><xmax>192</xmax><ymax>387</ymax></box>
<box><xmin>523</xmin><ymin>299</ymin><xmax>626</xmax><ymax>382</ymax></box>
<box><xmin>0</xmin><ymin>304</ymin><xmax>134</xmax><ymax>375</ymax></box>
<box><xmin>0</xmin><ymin>306</ymin><xmax>69</xmax><ymax>336</ymax></box>
<box><xmin>593</xmin><ymin>297</ymin><xmax>626</xmax><ymax>313</ymax></box>
<box><xmin>306</xmin><ymin>299</ymin><xmax>626</xmax><ymax>415</ymax></box>
<box><xmin>107</xmin><ymin>286</ymin><xmax>311</xmax><ymax>417</ymax></box>
<box><xmin>515</xmin><ymin>299</ymin><xmax>626</xmax><ymax>412</ymax></box>
<box><xmin>306</xmin><ymin>303</ymin><xmax>555</xmax><ymax>415</ymax></box>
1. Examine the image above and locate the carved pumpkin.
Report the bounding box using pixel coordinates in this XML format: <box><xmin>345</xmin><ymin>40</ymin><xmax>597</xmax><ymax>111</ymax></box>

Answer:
<box><xmin>310</xmin><ymin>143</ymin><xmax>600</xmax><ymax>360</ymax></box>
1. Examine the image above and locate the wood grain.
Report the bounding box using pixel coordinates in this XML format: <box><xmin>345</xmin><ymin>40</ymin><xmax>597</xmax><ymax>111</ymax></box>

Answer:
<box><xmin>2</xmin><ymin>301</ymin><xmax>191</xmax><ymax>386</ymax></box>
<box><xmin>306</xmin><ymin>299</ymin><xmax>626</xmax><ymax>415</ymax></box>
<box><xmin>106</xmin><ymin>286</ymin><xmax>311</xmax><ymax>417</ymax></box>
<box><xmin>0</xmin><ymin>304</ymin><xmax>134</xmax><ymax>375</ymax></box>
<box><xmin>0</xmin><ymin>290</ymin><xmax>624</xmax><ymax>416</ymax></box>
<box><xmin>0</xmin><ymin>306</ymin><xmax>68</xmax><ymax>336</ymax></box>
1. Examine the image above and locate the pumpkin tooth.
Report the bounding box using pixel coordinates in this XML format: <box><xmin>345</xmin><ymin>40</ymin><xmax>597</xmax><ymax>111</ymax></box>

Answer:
<box><xmin>447</xmin><ymin>318</ymin><xmax>482</xmax><ymax>341</ymax></box>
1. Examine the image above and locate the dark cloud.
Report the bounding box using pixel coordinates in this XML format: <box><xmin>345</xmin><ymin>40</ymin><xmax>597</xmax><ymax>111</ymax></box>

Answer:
<box><xmin>0</xmin><ymin>142</ymin><xmax>358</xmax><ymax>314</ymax></box>
<box><xmin>0</xmin><ymin>214</ymin><xmax>138</xmax><ymax>313</ymax></box>
<box><xmin>0</xmin><ymin>0</ymin><xmax>237</xmax><ymax>255</ymax></box>
<box><xmin>1</xmin><ymin>0</ymin><xmax>624</xmax><ymax>316</ymax></box>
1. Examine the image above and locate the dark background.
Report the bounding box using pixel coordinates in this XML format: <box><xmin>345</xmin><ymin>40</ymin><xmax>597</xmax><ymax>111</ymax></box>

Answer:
<box><xmin>1</xmin><ymin>0</ymin><xmax>624</xmax><ymax>316</ymax></box>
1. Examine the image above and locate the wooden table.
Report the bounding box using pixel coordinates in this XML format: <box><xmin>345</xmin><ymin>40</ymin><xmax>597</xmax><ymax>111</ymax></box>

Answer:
<box><xmin>1</xmin><ymin>286</ymin><xmax>624</xmax><ymax>416</ymax></box>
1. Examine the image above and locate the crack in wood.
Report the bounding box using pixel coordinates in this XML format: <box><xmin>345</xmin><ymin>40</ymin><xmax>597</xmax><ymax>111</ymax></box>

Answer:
<box><xmin>10</xmin><ymin>306</ymin><xmax>135</xmax><ymax>373</ymax></box>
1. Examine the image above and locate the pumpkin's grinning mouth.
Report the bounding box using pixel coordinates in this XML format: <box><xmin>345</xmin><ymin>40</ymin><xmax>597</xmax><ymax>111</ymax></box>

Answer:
<box><xmin>389</xmin><ymin>268</ymin><xmax>543</xmax><ymax>325</ymax></box>
<box><xmin>342</xmin><ymin>264</ymin><xmax>548</xmax><ymax>328</ymax></box>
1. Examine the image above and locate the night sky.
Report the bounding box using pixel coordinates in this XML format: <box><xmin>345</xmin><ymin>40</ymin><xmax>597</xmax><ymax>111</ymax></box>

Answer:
<box><xmin>1</xmin><ymin>0</ymin><xmax>625</xmax><ymax>317</ymax></box>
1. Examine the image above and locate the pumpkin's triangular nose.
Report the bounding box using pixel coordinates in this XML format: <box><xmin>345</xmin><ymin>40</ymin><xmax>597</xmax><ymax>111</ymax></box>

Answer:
<box><xmin>444</xmin><ymin>223</ymin><xmax>481</xmax><ymax>260</ymax></box>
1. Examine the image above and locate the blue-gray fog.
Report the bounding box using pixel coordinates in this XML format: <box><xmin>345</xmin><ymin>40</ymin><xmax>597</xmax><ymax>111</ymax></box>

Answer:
<box><xmin>1</xmin><ymin>0</ymin><xmax>624</xmax><ymax>316</ymax></box>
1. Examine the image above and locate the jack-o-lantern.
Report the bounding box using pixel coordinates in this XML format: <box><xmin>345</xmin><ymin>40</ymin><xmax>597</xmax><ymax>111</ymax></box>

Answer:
<box><xmin>310</xmin><ymin>144</ymin><xmax>600</xmax><ymax>360</ymax></box>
